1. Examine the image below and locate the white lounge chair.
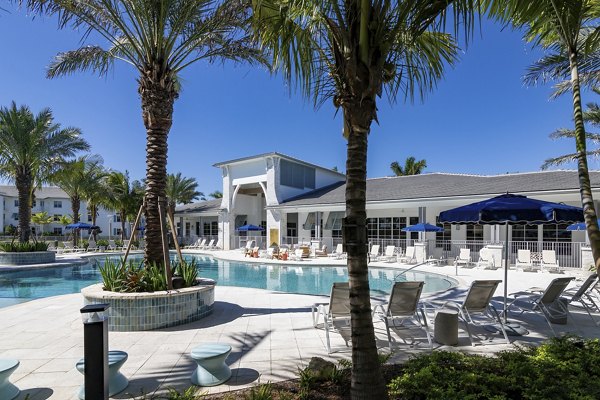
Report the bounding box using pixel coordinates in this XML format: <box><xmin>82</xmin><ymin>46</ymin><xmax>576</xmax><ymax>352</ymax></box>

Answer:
<box><xmin>369</xmin><ymin>245</ymin><xmax>380</xmax><ymax>261</ymax></box>
<box><xmin>562</xmin><ymin>273</ymin><xmax>600</xmax><ymax>326</ymax></box>
<box><xmin>121</xmin><ymin>240</ymin><xmax>130</xmax><ymax>250</ymax></box>
<box><xmin>242</xmin><ymin>240</ymin><xmax>255</xmax><ymax>256</ymax></box>
<box><xmin>516</xmin><ymin>249</ymin><xmax>537</xmax><ymax>272</ymax></box>
<box><xmin>508</xmin><ymin>276</ymin><xmax>575</xmax><ymax>336</ymax></box>
<box><xmin>208</xmin><ymin>239</ymin><xmax>222</xmax><ymax>250</ymax></box>
<box><xmin>87</xmin><ymin>240</ymin><xmax>98</xmax><ymax>252</ymax></box>
<box><xmin>62</xmin><ymin>241</ymin><xmax>76</xmax><ymax>253</ymax></box>
<box><xmin>427</xmin><ymin>247</ymin><xmax>445</xmax><ymax>266</ymax></box>
<box><xmin>202</xmin><ymin>239</ymin><xmax>214</xmax><ymax>250</ymax></box>
<box><xmin>184</xmin><ymin>238</ymin><xmax>201</xmax><ymax>249</ymax></box>
<box><xmin>541</xmin><ymin>250</ymin><xmax>561</xmax><ymax>273</ymax></box>
<box><xmin>328</xmin><ymin>244</ymin><xmax>346</xmax><ymax>259</ymax></box>
<box><xmin>476</xmin><ymin>247</ymin><xmax>496</xmax><ymax>270</ymax></box>
<box><xmin>315</xmin><ymin>245</ymin><xmax>328</xmax><ymax>257</ymax></box>
<box><xmin>373</xmin><ymin>281</ymin><xmax>432</xmax><ymax>350</ymax></box>
<box><xmin>107</xmin><ymin>240</ymin><xmax>117</xmax><ymax>251</ymax></box>
<box><xmin>454</xmin><ymin>248</ymin><xmax>472</xmax><ymax>268</ymax></box>
<box><xmin>312</xmin><ymin>282</ymin><xmax>351</xmax><ymax>353</ymax></box>
<box><xmin>378</xmin><ymin>246</ymin><xmax>396</xmax><ymax>263</ymax></box>
<box><xmin>442</xmin><ymin>280</ymin><xmax>510</xmax><ymax>346</ymax></box>
<box><xmin>398</xmin><ymin>246</ymin><xmax>416</xmax><ymax>264</ymax></box>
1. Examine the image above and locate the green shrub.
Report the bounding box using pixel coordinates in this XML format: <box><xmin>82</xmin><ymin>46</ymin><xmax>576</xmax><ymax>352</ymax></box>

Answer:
<box><xmin>98</xmin><ymin>258</ymin><xmax>198</xmax><ymax>293</ymax></box>
<box><xmin>0</xmin><ymin>241</ymin><xmax>49</xmax><ymax>252</ymax></box>
<box><xmin>387</xmin><ymin>336</ymin><xmax>600</xmax><ymax>400</ymax></box>
<box><xmin>172</xmin><ymin>259</ymin><xmax>198</xmax><ymax>287</ymax></box>
<box><xmin>97</xmin><ymin>239</ymin><xmax>109</xmax><ymax>247</ymax></box>
<box><xmin>244</xmin><ymin>382</ymin><xmax>274</xmax><ymax>400</ymax></box>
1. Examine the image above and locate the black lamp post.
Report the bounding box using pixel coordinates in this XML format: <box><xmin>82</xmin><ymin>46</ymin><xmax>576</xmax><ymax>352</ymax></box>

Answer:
<box><xmin>80</xmin><ymin>303</ymin><xmax>110</xmax><ymax>400</ymax></box>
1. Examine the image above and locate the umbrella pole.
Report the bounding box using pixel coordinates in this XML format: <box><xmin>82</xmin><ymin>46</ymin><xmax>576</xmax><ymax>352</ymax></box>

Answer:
<box><xmin>504</xmin><ymin>222</ymin><xmax>509</xmax><ymax>323</ymax></box>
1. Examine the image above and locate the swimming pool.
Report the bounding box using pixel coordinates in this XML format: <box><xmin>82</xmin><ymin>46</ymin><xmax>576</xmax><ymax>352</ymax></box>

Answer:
<box><xmin>0</xmin><ymin>255</ymin><xmax>454</xmax><ymax>307</ymax></box>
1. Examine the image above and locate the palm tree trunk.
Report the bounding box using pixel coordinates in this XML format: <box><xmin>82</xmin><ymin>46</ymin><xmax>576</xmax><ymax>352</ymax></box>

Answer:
<box><xmin>569</xmin><ymin>52</ymin><xmax>600</xmax><ymax>271</ymax></box>
<box><xmin>120</xmin><ymin>211</ymin><xmax>127</xmax><ymax>241</ymax></box>
<box><xmin>344</xmin><ymin>105</ymin><xmax>387</xmax><ymax>400</ymax></box>
<box><xmin>91</xmin><ymin>204</ymin><xmax>98</xmax><ymax>241</ymax></box>
<box><xmin>72</xmin><ymin>196</ymin><xmax>80</xmax><ymax>247</ymax></box>
<box><xmin>139</xmin><ymin>74</ymin><xmax>176</xmax><ymax>267</ymax></box>
<box><xmin>16</xmin><ymin>171</ymin><xmax>32</xmax><ymax>243</ymax></box>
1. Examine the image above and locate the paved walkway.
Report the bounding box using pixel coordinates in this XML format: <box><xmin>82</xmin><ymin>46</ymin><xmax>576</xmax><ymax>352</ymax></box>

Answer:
<box><xmin>0</xmin><ymin>251</ymin><xmax>599</xmax><ymax>399</ymax></box>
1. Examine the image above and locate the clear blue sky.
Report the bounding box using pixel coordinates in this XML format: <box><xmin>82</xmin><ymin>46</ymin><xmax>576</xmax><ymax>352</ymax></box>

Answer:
<box><xmin>1</xmin><ymin>6</ymin><xmax>597</xmax><ymax>196</ymax></box>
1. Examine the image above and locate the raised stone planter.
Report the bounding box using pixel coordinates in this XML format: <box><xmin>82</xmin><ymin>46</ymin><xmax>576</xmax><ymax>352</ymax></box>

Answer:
<box><xmin>81</xmin><ymin>280</ymin><xmax>215</xmax><ymax>331</ymax></box>
<box><xmin>0</xmin><ymin>251</ymin><xmax>55</xmax><ymax>265</ymax></box>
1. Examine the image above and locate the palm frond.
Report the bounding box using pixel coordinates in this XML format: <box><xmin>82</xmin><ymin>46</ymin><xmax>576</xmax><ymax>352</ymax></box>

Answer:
<box><xmin>47</xmin><ymin>45</ymin><xmax>116</xmax><ymax>78</ymax></box>
<box><xmin>542</xmin><ymin>149</ymin><xmax>600</xmax><ymax>169</ymax></box>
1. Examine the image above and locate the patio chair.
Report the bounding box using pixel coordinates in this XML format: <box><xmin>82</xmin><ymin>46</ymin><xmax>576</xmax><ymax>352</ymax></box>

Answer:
<box><xmin>312</xmin><ymin>282</ymin><xmax>351</xmax><ymax>353</ymax></box>
<box><xmin>315</xmin><ymin>245</ymin><xmax>328</xmax><ymax>257</ymax></box>
<box><xmin>562</xmin><ymin>273</ymin><xmax>600</xmax><ymax>326</ymax></box>
<box><xmin>208</xmin><ymin>239</ymin><xmax>222</xmax><ymax>250</ymax></box>
<box><xmin>194</xmin><ymin>238</ymin><xmax>207</xmax><ymax>249</ymax></box>
<box><xmin>121</xmin><ymin>240</ymin><xmax>130</xmax><ymax>250</ymax></box>
<box><xmin>427</xmin><ymin>247</ymin><xmax>445</xmax><ymax>266</ymax></box>
<box><xmin>516</xmin><ymin>249</ymin><xmax>537</xmax><ymax>272</ymax></box>
<box><xmin>243</xmin><ymin>240</ymin><xmax>255</xmax><ymax>257</ymax></box>
<box><xmin>202</xmin><ymin>239</ymin><xmax>214</xmax><ymax>250</ymax></box>
<box><xmin>541</xmin><ymin>250</ymin><xmax>561</xmax><ymax>274</ymax></box>
<box><xmin>476</xmin><ymin>247</ymin><xmax>496</xmax><ymax>270</ymax></box>
<box><xmin>454</xmin><ymin>248</ymin><xmax>472</xmax><ymax>268</ymax></box>
<box><xmin>62</xmin><ymin>241</ymin><xmax>75</xmax><ymax>253</ymax></box>
<box><xmin>184</xmin><ymin>239</ymin><xmax>200</xmax><ymax>249</ymax></box>
<box><xmin>328</xmin><ymin>244</ymin><xmax>346</xmax><ymax>259</ymax></box>
<box><xmin>369</xmin><ymin>245</ymin><xmax>380</xmax><ymax>261</ymax></box>
<box><xmin>107</xmin><ymin>240</ymin><xmax>117</xmax><ymax>251</ymax></box>
<box><xmin>442</xmin><ymin>280</ymin><xmax>510</xmax><ymax>346</ymax></box>
<box><xmin>508</xmin><ymin>276</ymin><xmax>575</xmax><ymax>336</ymax></box>
<box><xmin>373</xmin><ymin>281</ymin><xmax>432</xmax><ymax>350</ymax></box>
<box><xmin>87</xmin><ymin>240</ymin><xmax>98</xmax><ymax>252</ymax></box>
<box><xmin>398</xmin><ymin>246</ymin><xmax>416</xmax><ymax>264</ymax></box>
<box><xmin>378</xmin><ymin>246</ymin><xmax>396</xmax><ymax>263</ymax></box>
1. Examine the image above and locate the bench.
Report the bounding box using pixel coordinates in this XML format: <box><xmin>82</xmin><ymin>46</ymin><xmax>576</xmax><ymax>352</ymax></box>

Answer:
<box><xmin>190</xmin><ymin>343</ymin><xmax>232</xmax><ymax>386</ymax></box>
<box><xmin>76</xmin><ymin>350</ymin><xmax>128</xmax><ymax>399</ymax></box>
<box><xmin>0</xmin><ymin>359</ymin><xmax>19</xmax><ymax>400</ymax></box>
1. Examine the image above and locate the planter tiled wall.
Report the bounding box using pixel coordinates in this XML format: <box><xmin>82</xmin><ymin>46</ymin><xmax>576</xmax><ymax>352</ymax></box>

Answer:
<box><xmin>82</xmin><ymin>282</ymin><xmax>215</xmax><ymax>331</ymax></box>
<box><xmin>0</xmin><ymin>251</ymin><xmax>56</xmax><ymax>265</ymax></box>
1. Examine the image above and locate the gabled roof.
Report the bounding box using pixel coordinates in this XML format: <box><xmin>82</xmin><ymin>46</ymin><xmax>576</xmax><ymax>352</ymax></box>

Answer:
<box><xmin>213</xmin><ymin>152</ymin><xmax>345</xmax><ymax>177</ymax></box>
<box><xmin>0</xmin><ymin>186</ymin><xmax>68</xmax><ymax>199</ymax></box>
<box><xmin>276</xmin><ymin>170</ymin><xmax>600</xmax><ymax>208</ymax></box>
<box><xmin>175</xmin><ymin>199</ymin><xmax>222</xmax><ymax>214</ymax></box>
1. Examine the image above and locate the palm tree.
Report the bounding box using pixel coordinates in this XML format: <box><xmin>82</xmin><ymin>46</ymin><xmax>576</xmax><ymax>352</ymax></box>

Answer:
<box><xmin>209</xmin><ymin>191</ymin><xmax>223</xmax><ymax>199</ymax></box>
<box><xmin>252</xmin><ymin>1</ymin><xmax>475</xmax><ymax>397</ymax></box>
<box><xmin>31</xmin><ymin>211</ymin><xmax>53</xmax><ymax>238</ymax></box>
<box><xmin>390</xmin><ymin>157</ymin><xmax>427</xmax><ymax>176</ymax></box>
<box><xmin>166</xmin><ymin>173</ymin><xmax>202</xmax><ymax>218</ymax></box>
<box><xmin>487</xmin><ymin>0</ymin><xmax>600</xmax><ymax>270</ymax></box>
<box><xmin>105</xmin><ymin>171</ymin><xmax>143</xmax><ymax>241</ymax></box>
<box><xmin>25</xmin><ymin>0</ymin><xmax>265</xmax><ymax>266</ymax></box>
<box><xmin>51</xmin><ymin>155</ymin><xmax>105</xmax><ymax>245</ymax></box>
<box><xmin>0</xmin><ymin>102</ymin><xmax>89</xmax><ymax>242</ymax></box>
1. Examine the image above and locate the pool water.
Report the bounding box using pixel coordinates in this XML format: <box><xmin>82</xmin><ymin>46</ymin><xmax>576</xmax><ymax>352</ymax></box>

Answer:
<box><xmin>0</xmin><ymin>255</ymin><xmax>453</xmax><ymax>306</ymax></box>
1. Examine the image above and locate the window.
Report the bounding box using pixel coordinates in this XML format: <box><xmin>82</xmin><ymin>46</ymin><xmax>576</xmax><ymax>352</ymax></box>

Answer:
<box><xmin>435</xmin><ymin>217</ymin><xmax>452</xmax><ymax>249</ymax></box>
<box><xmin>512</xmin><ymin>224</ymin><xmax>538</xmax><ymax>242</ymax></box>
<box><xmin>543</xmin><ymin>224</ymin><xmax>571</xmax><ymax>242</ymax></box>
<box><xmin>185</xmin><ymin>222</ymin><xmax>191</xmax><ymax>236</ymax></box>
<box><xmin>466</xmin><ymin>224</ymin><xmax>483</xmax><ymax>241</ymax></box>
<box><xmin>203</xmin><ymin>221</ymin><xmax>219</xmax><ymax>237</ymax></box>
<box><xmin>53</xmin><ymin>214</ymin><xmax>61</xmax><ymax>222</ymax></box>
<box><xmin>196</xmin><ymin>222</ymin><xmax>201</xmax><ymax>236</ymax></box>
<box><xmin>280</xmin><ymin>159</ymin><xmax>316</xmax><ymax>189</ymax></box>
<box><xmin>366</xmin><ymin>216</ymin><xmax>411</xmax><ymax>241</ymax></box>
<box><xmin>87</xmin><ymin>214</ymin><xmax>93</xmax><ymax>222</ymax></box>
<box><xmin>114</xmin><ymin>228</ymin><xmax>122</xmax><ymax>235</ymax></box>
<box><xmin>114</xmin><ymin>215</ymin><xmax>121</xmax><ymax>222</ymax></box>
<box><xmin>211</xmin><ymin>221</ymin><xmax>219</xmax><ymax>236</ymax></box>
<box><xmin>53</xmin><ymin>227</ymin><xmax>62</xmax><ymax>234</ymax></box>
<box><xmin>40</xmin><ymin>200</ymin><xmax>44</xmax><ymax>208</ymax></box>
<box><xmin>54</xmin><ymin>200</ymin><xmax>62</xmax><ymax>208</ymax></box>
<box><xmin>409</xmin><ymin>217</ymin><xmax>419</xmax><ymax>240</ymax></box>
<box><xmin>32</xmin><ymin>200</ymin><xmax>36</xmax><ymax>208</ymax></box>
<box><xmin>12</xmin><ymin>213</ymin><xmax>18</xmax><ymax>221</ymax></box>
<box><xmin>14</xmin><ymin>200</ymin><xmax>19</xmax><ymax>207</ymax></box>
<box><xmin>287</xmin><ymin>222</ymin><xmax>297</xmax><ymax>238</ymax></box>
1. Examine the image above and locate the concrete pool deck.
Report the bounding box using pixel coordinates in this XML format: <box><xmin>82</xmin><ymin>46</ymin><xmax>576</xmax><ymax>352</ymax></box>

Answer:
<box><xmin>0</xmin><ymin>250</ymin><xmax>599</xmax><ymax>399</ymax></box>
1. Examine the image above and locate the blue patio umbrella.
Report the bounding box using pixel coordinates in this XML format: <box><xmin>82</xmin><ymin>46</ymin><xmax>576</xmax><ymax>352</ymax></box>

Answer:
<box><xmin>566</xmin><ymin>220</ymin><xmax>600</xmax><ymax>231</ymax></box>
<box><xmin>439</xmin><ymin>193</ymin><xmax>584</xmax><ymax>328</ymax></box>
<box><xmin>236</xmin><ymin>224</ymin><xmax>264</xmax><ymax>231</ymax></box>
<box><xmin>65</xmin><ymin>222</ymin><xmax>94</xmax><ymax>230</ymax></box>
<box><xmin>401</xmin><ymin>223</ymin><xmax>443</xmax><ymax>232</ymax></box>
